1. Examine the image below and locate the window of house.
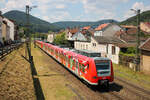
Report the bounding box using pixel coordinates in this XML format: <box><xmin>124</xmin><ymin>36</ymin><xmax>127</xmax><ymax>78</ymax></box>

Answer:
<box><xmin>112</xmin><ymin>46</ymin><xmax>116</xmax><ymax>55</ymax></box>
<box><xmin>106</xmin><ymin>44</ymin><xmax>108</xmax><ymax>54</ymax></box>
<box><xmin>86</xmin><ymin>45</ymin><xmax>88</xmax><ymax>49</ymax></box>
<box><xmin>93</xmin><ymin>43</ymin><xmax>96</xmax><ymax>47</ymax></box>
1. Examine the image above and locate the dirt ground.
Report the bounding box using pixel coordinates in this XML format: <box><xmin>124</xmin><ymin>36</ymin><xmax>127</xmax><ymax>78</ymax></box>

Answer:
<box><xmin>0</xmin><ymin>45</ymin><xmax>36</xmax><ymax>100</ymax></box>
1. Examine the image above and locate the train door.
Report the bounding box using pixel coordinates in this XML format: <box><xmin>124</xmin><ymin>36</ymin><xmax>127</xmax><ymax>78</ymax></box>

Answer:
<box><xmin>66</xmin><ymin>55</ymin><xmax>68</xmax><ymax>68</ymax></box>
<box><xmin>70</xmin><ymin>57</ymin><xmax>73</xmax><ymax>69</ymax></box>
<box><xmin>75</xmin><ymin>60</ymin><xmax>79</xmax><ymax>75</ymax></box>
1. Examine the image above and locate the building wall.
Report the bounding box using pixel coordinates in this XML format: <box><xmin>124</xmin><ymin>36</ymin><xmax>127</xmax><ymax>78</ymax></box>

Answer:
<box><xmin>3</xmin><ymin>18</ymin><xmax>15</xmax><ymax>41</ymax></box>
<box><xmin>75</xmin><ymin>41</ymin><xmax>90</xmax><ymax>50</ymax></box>
<box><xmin>2</xmin><ymin>22</ymin><xmax>7</xmax><ymax>41</ymax></box>
<box><xmin>90</xmin><ymin>37</ymin><xmax>106</xmax><ymax>54</ymax></box>
<box><xmin>74</xmin><ymin>37</ymin><xmax>120</xmax><ymax>64</ymax></box>
<box><xmin>0</xmin><ymin>16</ymin><xmax>2</xmax><ymax>43</ymax></box>
<box><xmin>94</xmin><ymin>31</ymin><xmax>103</xmax><ymax>36</ymax></box>
<box><xmin>140</xmin><ymin>23</ymin><xmax>150</xmax><ymax>33</ymax></box>
<box><xmin>103</xmin><ymin>24</ymin><xmax>121</xmax><ymax>37</ymax></box>
<box><xmin>107</xmin><ymin>44</ymin><xmax>120</xmax><ymax>64</ymax></box>
<box><xmin>141</xmin><ymin>50</ymin><xmax>150</xmax><ymax>74</ymax></box>
<box><xmin>47</xmin><ymin>34</ymin><xmax>55</xmax><ymax>43</ymax></box>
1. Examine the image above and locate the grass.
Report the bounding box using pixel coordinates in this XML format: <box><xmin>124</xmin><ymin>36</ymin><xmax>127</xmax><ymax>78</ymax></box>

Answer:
<box><xmin>113</xmin><ymin>63</ymin><xmax>150</xmax><ymax>90</ymax></box>
<box><xmin>119</xmin><ymin>52</ymin><xmax>135</xmax><ymax>57</ymax></box>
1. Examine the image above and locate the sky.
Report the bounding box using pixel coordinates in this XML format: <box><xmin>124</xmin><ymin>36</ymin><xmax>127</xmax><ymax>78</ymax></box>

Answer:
<box><xmin>0</xmin><ymin>0</ymin><xmax>150</xmax><ymax>23</ymax></box>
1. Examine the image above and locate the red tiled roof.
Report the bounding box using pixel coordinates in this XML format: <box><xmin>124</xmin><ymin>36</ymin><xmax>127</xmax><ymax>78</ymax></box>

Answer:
<box><xmin>82</xmin><ymin>26</ymin><xmax>91</xmax><ymax>30</ymax></box>
<box><xmin>69</xmin><ymin>27</ymin><xmax>79</xmax><ymax>34</ymax></box>
<box><xmin>95</xmin><ymin>23</ymin><xmax>109</xmax><ymax>31</ymax></box>
<box><xmin>121</xmin><ymin>25</ymin><xmax>137</xmax><ymax>28</ymax></box>
<box><xmin>115</xmin><ymin>28</ymin><xmax>148</xmax><ymax>43</ymax></box>
<box><xmin>139</xmin><ymin>38</ymin><xmax>150</xmax><ymax>51</ymax></box>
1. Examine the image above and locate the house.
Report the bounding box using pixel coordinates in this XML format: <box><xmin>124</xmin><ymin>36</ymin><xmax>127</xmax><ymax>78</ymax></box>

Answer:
<box><xmin>94</xmin><ymin>23</ymin><xmax>109</xmax><ymax>36</ymax></box>
<box><xmin>115</xmin><ymin>26</ymin><xmax>149</xmax><ymax>43</ymax></box>
<box><xmin>72</xmin><ymin>31</ymin><xmax>88</xmax><ymax>41</ymax></box>
<box><xmin>94</xmin><ymin>23</ymin><xmax>122</xmax><ymax>37</ymax></box>
<box><xmin>102</xmin><ymin>23</ymin><xmax>122</xmax><ymax>37</ymax></box>
<box><xmin>139</xmin><ymin>38</ymin><xmax>150</xmax><ymax>74</ymax></box>
<box><xmin>140</xmin><ymin>22</ymin><xmax>150</xmax><ymax>33</ymax></box>
<box><xmin>82</xmin><ymin>26</ymin><xmax>91</xmax><ymax>30</ymax></box>
<box><xmin>75</xmin><ymin>36</ymin><xmax>125</xmax><ymax>64</ymax></box>
<box><xmin>66</xmin><ymin>27</ymin><xmax>79</xmax><ymax>40</ymax></box>
<box><xmin>2</xmin><ymin>20</ymin><xmax>9</xmax><ymax>42</ymax></box>
<box><xmin>0</xmin><ymin>11</ymin><xmax>3</xmax><ymax>43</ymax></box>
<box><xmin>3</xmin><ymin>18</ymin><xmax>15</xmax><ymax>41</ymax></box>
<box><xmin>47</xmin><ymin>33</ymin><xmax>56</xmax><ymax>43</ymax></box>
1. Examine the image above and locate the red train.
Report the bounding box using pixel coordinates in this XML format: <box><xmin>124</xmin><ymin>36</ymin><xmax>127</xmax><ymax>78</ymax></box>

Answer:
<box><xmin>36</xmin><ymin>41</ymin><xmax>114</xmax><ymax>89</ymax></box>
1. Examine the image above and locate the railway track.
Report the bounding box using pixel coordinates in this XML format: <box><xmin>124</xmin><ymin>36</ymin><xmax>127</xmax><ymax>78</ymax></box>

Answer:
<box><xmin>115</xmin><ymin>77</ymin><xmax>150</xmax><ymax>100</ymax></box>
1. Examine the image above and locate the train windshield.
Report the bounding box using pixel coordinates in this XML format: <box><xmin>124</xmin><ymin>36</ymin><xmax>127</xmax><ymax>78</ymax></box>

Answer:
<box><xmin>88</xmin><ymin>53</ymin><xmax>101</xmax><ymax>57</ymax></box>
<box><xmin>95</xmin><ymin>60</ymin><xmax>110</xmax><ymax>70</ymax></box>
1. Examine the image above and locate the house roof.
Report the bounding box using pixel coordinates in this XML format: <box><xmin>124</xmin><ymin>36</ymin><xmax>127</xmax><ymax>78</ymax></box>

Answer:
<box><xmin>95</xmin><ymin>23</ymin><xmax>109</xmax><ymax>31</ymax></box>
<box><xmin>82</xmin><ymin>26</ymin><xmax>91</xmax><ymax>30</ymax></box>
<box><xmin>68</xmin><ymin>27</ymin><xmax>79</xmax><ymax>35</ymax></box>
<box><xmin>114</xmin><ymin>43</ymin><xmax>136</xmax><ymax>48</ymax></box>
<box><xmin>121</xmin><ymin>25</ymin><xmax>137</xmax><ymax>29</ymax></box>
<box><xmin>115</xmin><ymin>28</ymin><xmax>148</xmax><ymax>43</ymax></box>
<box><xmin>93</xmin><ymin>36</ymin><xmax>124</xmax><ymax>44</ymax></box>
<box><xmin>139</xmin><ymin>38</ymin><xmax>150</xmax><ymax>51</ymax></box>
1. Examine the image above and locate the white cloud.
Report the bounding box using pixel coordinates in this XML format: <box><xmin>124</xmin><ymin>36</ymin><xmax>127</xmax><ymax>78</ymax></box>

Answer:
<box><xmin>41</xmin><ymin>11</ymin><xmax>71</xmax><ymax>22</ymax></box>
<box><xmin>132</xmin><ymin>2</ymin><xmax>150</xmax><ymax>11</ymax></box>
<box><xmin>2</xmin><ymin>0</ymin><xmax>32</xmax><ymax>13</ymax></box>
<box><xmin>42</xmin><ymin>16</ymin><xmax>50</xmax><ymax>22</ymax></box>
<box><xmin>56</xmin><ymin>4</ymin><xmax>65</xmax><ymax>9</ymax></box>
<box><xmin>124</xmin><ymin>2</ymin><xmax>150</xmax><ymax>20</ymax></box>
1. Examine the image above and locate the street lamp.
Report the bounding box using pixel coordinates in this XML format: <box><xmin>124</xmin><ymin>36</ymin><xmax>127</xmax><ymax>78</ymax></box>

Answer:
<box><xmin>130</xmin><ymin>9</ymin><xmax>141</xmax><ymax>71</ymax></box>
<box><xmin>26</xmin><ymin>5</ymin><xmax>37</xmax><ymax>60</ymax></box>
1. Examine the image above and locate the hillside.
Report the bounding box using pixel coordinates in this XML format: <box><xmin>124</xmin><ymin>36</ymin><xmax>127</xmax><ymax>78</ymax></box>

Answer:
<box><xmin>3</xmin><ymin>10</ymin><xmax>60</xmax><ymax>32</ymax></box>
<box><xmin>52</xmin><ymin>19</ymin><xmax>118</xmax><ymax>29</ymax></box>
<box><xmin>120</xmin><ymin>10</ymin><xmax>150</xmax><ymax>25</ymax></box>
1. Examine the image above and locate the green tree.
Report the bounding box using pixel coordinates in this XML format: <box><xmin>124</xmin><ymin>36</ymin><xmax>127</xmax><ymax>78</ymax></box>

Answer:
<box><xmin>53</xmin><ymin>32</ymin><xmax>68</xmax><ymax>45</ymax></box>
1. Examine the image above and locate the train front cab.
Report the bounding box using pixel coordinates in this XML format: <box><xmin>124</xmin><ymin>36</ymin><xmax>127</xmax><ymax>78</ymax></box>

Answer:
<box><xmin>89</xmin><ymin>57</ymin><xmax>114</xmax><ymax>89</ymax></box>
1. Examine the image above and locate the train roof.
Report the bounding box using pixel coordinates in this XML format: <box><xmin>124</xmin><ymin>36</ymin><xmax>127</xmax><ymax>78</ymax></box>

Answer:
<box><xmin>78</xmin><ymin>49</ymin><xmax>100</xmax><ymax>53</ymax></box>
<box><xmin>93</xmin><ymin>57</ymin><xmax>110</xmax><ymax>61</ymax></box>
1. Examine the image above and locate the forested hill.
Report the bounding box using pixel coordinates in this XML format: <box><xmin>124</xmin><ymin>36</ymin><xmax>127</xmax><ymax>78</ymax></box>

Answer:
<box><xmin>120</xmin><ymin>10</ymin><xmax>150</xmax><ymax>25</ymax></box>
<box><xmin>3</xmin><ymin>10</ymin><xmax>60</xmax><ymax>32</ymax></box>
<box><xmin>52</xmin><ymin>19</ymin><xmax>118</xmax><ymax>29</ymax></box>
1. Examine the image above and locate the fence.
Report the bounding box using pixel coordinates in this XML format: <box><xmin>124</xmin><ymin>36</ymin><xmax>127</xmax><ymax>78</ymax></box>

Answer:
<box><xmin>0</xmin><ymin>43</ymin><xmax>23</xmax><ymax>59</ymax></box>
<box><xmin>119</xmin><ymin>54</ymin><xmax>137</xmax><ymax>71</ymax></box>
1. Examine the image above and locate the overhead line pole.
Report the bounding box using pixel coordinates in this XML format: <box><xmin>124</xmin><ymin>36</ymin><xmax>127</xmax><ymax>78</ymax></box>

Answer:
<box><xmin>136</xmin><ymin>9</ymin><xmax>141</xmax><ymax>71</ymax></box>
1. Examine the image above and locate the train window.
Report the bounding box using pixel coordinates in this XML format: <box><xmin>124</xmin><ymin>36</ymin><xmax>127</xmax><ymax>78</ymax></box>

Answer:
<box><xmin>95</xmin><ymin>61</ymin><xmax>110</xmax><ymax>70</ymax></box>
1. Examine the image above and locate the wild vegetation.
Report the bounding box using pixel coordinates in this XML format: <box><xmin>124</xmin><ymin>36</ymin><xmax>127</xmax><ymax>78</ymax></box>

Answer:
<box><xmin>53</xmin><ymin>32</ymin><xmax>69</xmax><ymax>45</ymax></box>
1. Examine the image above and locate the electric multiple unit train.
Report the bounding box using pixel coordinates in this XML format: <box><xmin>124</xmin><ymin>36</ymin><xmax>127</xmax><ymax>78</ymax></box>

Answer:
<box><xmin>36</xmin><ymin>40</ymin><xmax>114</xmax><ymax>89</ymax></box>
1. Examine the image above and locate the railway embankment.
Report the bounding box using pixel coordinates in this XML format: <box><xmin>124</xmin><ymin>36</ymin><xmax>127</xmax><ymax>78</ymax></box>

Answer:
<box><xmin>0</xmin><ymin>44</ymin><xmax>36</xmax><ymax>100</ymax></box>
<box><xmin>113</xmin><ymin>64</ymin><xmax>150</xmax><ymax>91</ymax></box>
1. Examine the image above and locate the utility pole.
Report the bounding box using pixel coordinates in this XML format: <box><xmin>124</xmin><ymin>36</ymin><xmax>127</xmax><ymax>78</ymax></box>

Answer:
<box><xmin>25</xmin><ymin>5</ymin><xmax>37</xmax><ymax>60</ymax></box>
<box><xmin>136</xmin><ymin>9</ymin><xmax>141</xmax><ymax>71</ymax></box>
<box><xmin>131</xmin><ymin>9</ymin><xmax>141</xmax><ymax>71</ymax></box>
<box><xmin>26</xmin><ymin>5</ymin><xmax>32</xmax><ymax>60</ymax></box>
